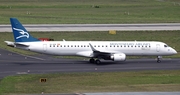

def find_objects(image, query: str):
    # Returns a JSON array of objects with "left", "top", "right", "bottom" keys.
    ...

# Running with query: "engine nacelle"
[{"left": 110, "top": 53, "right": 126, "bottom": 61}]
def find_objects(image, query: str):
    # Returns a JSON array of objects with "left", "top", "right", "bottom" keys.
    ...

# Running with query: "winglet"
[
  {"left": 10, "top": 18, "right": 40, "bottom": 42},
  {"left": 89, "top": 43, "right": 99, "bottom": 52}
]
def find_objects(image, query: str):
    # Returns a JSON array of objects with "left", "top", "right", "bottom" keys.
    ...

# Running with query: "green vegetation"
[
  {"left": 0, "top": 0, "right": 180, "bottom": 95},
  {"left": 0, "top": 70, "right": 180, "bottom": 94},
  {"left": 0, "top": 0, "right": 180, "bottom": 24},
  {"left": 0, "top": 31, "right": 179, "bottom": 57}
]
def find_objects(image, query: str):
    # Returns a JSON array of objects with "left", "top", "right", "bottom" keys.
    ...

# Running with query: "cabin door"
[
  {"left": 156, "top": 44, "right": 160, "bottom": 52},
  {"left": 43, "top": 44, "right": 47, "bottom": 52}
]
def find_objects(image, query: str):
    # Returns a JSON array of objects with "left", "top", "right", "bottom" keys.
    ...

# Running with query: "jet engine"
[{"left": 110, "top": 53, "right": 126, "bottom": 61}]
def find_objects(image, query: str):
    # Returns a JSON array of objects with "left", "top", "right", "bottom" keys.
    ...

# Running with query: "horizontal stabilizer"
[
  {"left": 15, "top": 43, "right": 29, "bottom": 47},
  {"left": 4, "top": 41, "right": 15, "bottom": 47},
  {"left": 4, "top": 41, "right": 29, "bottom": 47}
]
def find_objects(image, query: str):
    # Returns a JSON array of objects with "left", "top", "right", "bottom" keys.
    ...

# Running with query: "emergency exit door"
[
  {"left": 156, "top": 44, "right": 160, "bottom": 52},
  {"left": 43, "top": 44, "right": 47, "bottom": 52}
]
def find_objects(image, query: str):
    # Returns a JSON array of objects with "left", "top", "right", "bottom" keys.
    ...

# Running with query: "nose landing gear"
[{"left": 157, "top": 56, "right": 162, "bottom": 63}]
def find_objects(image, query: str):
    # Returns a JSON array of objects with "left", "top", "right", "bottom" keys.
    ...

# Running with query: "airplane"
[{"left": 4, "top": 18, "right": 177, "bottom": 64}]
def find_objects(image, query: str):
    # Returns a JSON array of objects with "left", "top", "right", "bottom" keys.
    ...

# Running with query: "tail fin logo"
[{"left": 13, "top": 27, "right": 29, "bottom": 39}]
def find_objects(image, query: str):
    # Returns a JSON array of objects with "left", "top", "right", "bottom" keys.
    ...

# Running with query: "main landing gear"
[
  {"left": 89, "top": 58, "right": 101, "bottom": 65},
  {"left": 157, "top": 56, "right": 162, "bottom": 63}
]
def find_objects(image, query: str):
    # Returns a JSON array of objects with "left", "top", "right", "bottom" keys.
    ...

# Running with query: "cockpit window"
[{"left": 164, "top": 44, "right": 168, "bottom": 47}]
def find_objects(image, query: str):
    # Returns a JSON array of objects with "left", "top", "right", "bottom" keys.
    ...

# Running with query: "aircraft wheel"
[
  {"left": 157, "top": 60, "right": 161, "bottom": 63},
  {"left": 95, "top": 59, "right": 101, "bottom": 65},
  {"left": 89, "top": 58, "right": 95, "bottom": 63},
  {"left": 157, "top": 56, "right": 162, "bottom": 63}
]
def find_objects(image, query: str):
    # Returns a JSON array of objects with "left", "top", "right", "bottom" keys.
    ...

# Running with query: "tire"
[
  {"left": 95, "top": 59, "right": 101, "bottom": 65},
  {"left": 157, "top": 60, "right": 161, "bottom": 63},
  {"left": 89, "top": 58, "right": 95, "bottom": 63}
]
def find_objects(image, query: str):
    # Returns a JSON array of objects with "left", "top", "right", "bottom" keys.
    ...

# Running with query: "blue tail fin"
[{"left": 10, "top": 18, "right": 40, "bottom": 42}]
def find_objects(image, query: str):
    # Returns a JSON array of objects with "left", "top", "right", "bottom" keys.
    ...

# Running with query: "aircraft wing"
[{"left": 89, "top": 43, "right": 121, "bottom": 57}]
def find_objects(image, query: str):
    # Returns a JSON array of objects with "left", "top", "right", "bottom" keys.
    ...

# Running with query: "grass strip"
[
  {"left": 0, "top": 0, "right": 180, "bottom": 24},
  {"left": 0, "top": 70, "right": 180, "bottom": 94}
]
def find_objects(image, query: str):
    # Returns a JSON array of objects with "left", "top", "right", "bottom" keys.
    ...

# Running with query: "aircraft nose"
[{"left": 172, "top": 48, "right": 177, "bottom": 54}]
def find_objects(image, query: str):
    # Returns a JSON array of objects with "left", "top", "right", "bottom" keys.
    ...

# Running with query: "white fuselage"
[
  {"left": 16, "top": 41, "right": 177, "bottom": 58},
  {"left": 8, "top": 18, "right": 178, "bottom": 63}
]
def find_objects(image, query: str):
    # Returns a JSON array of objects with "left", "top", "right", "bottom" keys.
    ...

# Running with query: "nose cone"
[{"left": 172, "top": 48, "right": 177, "bottom": 55}]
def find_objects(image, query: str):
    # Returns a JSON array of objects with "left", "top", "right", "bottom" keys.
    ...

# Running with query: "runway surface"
[
  {"left": 1, "top": 23, "right": 180, "bottom": 32},
  {"left": 0, "top": 48, "right": 180, "bottom": 79}
]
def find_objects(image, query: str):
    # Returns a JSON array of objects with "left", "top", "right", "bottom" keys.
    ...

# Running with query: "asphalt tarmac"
[
  {"left": 1, "top": 23, "right": 180, "bottom": 32},
  {"left": 0, "top": 48, "right": 180, "bottom": 79}
]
